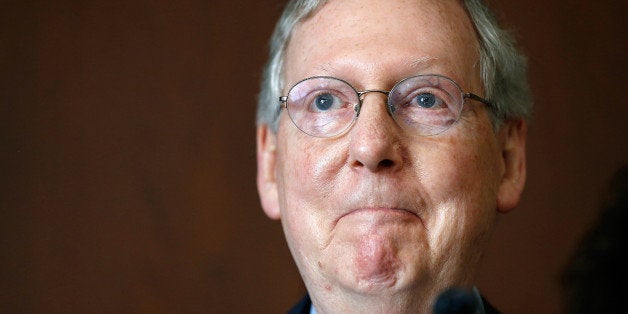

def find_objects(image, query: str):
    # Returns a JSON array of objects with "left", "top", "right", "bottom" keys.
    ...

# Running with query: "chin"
[
  {"left": 351, "top": 271, "right": 401, "bottom": 294},
  {"left": 340, "top": 257, "right": 428, "bottom": 297}
]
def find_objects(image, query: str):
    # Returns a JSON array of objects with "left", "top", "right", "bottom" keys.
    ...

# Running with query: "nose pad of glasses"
[
  {"left": 387, "top": 103, "right": 396, "bottom": 115},
  {"left": 353, "top": 103, "right": 361, "bottom": 117}
]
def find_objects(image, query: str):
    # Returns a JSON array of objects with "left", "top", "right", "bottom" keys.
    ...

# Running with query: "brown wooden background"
[{"left": 1, "top": 1, "right": 626, "bottom": 313}]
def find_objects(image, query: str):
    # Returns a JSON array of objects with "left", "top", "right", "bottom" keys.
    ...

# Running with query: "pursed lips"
[
  {"left": 334, "top": 206, "right": 423, "bottom": 227},
  {"left": 325, "top": 178, "right": 427, "bottom": 228}
]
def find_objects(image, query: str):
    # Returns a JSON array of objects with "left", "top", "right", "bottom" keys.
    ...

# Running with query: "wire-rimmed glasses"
[{"left": 279, "top": 74, "right": 491, "bottom": 138}]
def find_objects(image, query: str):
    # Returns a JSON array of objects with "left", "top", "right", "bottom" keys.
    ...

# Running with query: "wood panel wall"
[{"left": 2, "top": 1, "right": 626, "bottom": 313}]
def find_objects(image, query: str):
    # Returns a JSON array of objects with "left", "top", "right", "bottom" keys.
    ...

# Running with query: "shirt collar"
[{"left": 309, "top": 287, "right": 486, "bottom": 314}]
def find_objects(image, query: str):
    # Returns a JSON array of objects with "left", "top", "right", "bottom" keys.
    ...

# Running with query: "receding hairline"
[
  {"left": 256, "top": 0, "right": 532, "bottom": 128},
  {"left": 281, "top": 0, "right": 483, "bottom": 91}
]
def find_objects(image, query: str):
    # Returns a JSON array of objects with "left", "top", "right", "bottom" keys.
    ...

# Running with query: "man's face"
[{"left": 257, "top": 0, "right": 526, "bottom": 311}]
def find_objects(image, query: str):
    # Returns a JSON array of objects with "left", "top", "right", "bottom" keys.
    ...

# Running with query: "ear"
[
  {"left": 257, "top": 124, "right": 281, "bottom": 219},
  {"left": 496, "top": 119, "right": 527, "bottom": 213}
]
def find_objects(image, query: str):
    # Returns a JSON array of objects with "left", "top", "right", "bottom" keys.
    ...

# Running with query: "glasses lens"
[
  {"left": 286, "top": 77, "right": 359, "bottom": 137},
  {"left": 388, "top": 75, "right": 464, "bottom": 136}
]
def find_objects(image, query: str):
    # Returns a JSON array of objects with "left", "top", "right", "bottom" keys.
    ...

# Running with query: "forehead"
[{"left": 285, "top": 0, "right": 480, "bottom": 86}]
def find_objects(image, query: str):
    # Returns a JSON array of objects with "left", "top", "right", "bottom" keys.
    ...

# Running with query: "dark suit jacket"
[{"left": 287, "top": 293, "right": 502, "bottom": 314}]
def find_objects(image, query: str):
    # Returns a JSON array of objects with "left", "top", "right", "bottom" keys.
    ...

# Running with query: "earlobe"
[
  {"left": 496, "top": 119, "right": 527, "bottom": 213},
  {"left": 257, "top": 124, "right": 281, "bottom": 219}
]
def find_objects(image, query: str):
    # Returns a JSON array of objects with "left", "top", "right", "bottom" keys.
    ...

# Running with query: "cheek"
[
  {"left": 415, "top": 127, "right": 502, "bottom": 235},
  {"left": 274, "top": 124, "right": 349, "bottom": 240},
  {"left": 419, "top": 128, "right": 501, "bottom": 205},
  {"left": 277, "top": 132, "right": 348, "bottom": 205},
  {"left": 415, "top": 132, "right": 501, "bottom": 280}
]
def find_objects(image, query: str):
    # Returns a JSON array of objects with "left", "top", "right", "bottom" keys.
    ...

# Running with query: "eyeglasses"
[{"left": 279, "top": 74, "right": 491, "bottom": 138}]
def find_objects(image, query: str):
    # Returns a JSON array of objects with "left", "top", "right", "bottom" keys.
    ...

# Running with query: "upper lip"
[
  {"left": 331, "top": 205, "right": 424, "bottom": 234},
  {"left": 343, "top": 206, "right": 418, "bottom": 217}
]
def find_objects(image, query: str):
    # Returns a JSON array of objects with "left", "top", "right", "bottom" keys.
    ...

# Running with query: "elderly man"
[{"left": 256, "top": 0, "right": 531, "bottom": 312}]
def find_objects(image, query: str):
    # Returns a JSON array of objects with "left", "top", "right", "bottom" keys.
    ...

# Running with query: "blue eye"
[
  {"left": 416, "top": 93, "right": 436, "bottom": 108},
  {"left": 314, "top": 93, "right": 335, "bottom": 111}
]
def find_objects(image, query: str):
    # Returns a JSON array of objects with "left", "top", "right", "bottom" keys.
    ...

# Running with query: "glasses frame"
[{"left": 279, "top": 74, "right": 492, "bottom": 138}]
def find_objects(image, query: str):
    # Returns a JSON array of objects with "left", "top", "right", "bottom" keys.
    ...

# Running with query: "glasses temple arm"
[{"left": 463, "top": 92, "right": 492, "bottom": 108}]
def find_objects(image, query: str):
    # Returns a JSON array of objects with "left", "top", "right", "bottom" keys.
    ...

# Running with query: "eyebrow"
[
  {"left": 316, "top": 56, "right": 438, "bottom": 74},
  {"left": 406, "top": 56, "right": 438, "bottom": 70},
  {"left": 316, "top": 63, "right": 336, "bottom": 74}
]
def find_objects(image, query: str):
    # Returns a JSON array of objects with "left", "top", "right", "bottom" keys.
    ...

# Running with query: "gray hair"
[{"left": 257, "top": 0, "right": 532, "bottom": 131}]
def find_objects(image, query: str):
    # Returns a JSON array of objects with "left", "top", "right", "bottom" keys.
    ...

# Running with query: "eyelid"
[
  {"left": 306, "top": 90, "right": 353, "bottom": 112},
  {"left": 395, "top": 86, "right": 448, "bottom": 106}
]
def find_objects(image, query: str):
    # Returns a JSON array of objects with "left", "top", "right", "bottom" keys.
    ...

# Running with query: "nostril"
[
  {"left": 351, "top": 158, "right": 398, "bottom": 172},
  {"left": 379, "top": 159, "right": 394, "bottom": 168}
]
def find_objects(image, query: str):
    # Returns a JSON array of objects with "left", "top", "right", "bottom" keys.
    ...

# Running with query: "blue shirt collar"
[{"left": 309, "top": 287, "right": 486, "bottom": 314}]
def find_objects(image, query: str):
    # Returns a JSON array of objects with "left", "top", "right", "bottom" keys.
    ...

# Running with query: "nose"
[{"left": 348, "top": 93, "right": 404, "bottom": 172}]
